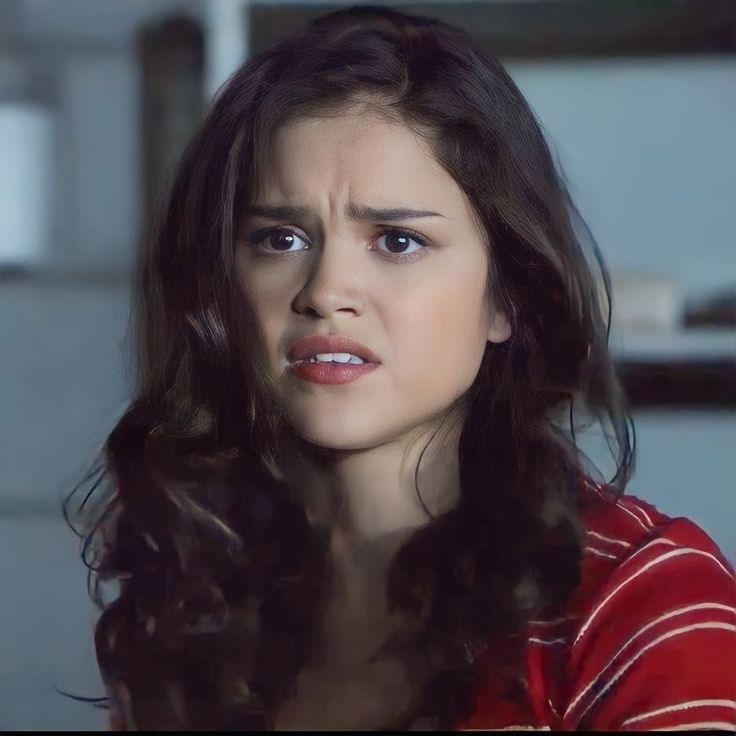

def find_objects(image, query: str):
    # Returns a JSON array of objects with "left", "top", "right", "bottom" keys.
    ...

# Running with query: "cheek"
[
  {"left": 236, "top": 276, "right": 287, "bottom": 361},
  {"left": 397, "top": 284, "right": 487, "bottom": 385},
  {"left": 239, "top": 268, "right": 283, "bottom": 306}
]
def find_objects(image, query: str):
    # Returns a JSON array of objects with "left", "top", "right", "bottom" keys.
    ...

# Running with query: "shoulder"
[
  {"left": 456, "top": 478, "right": 736, "bottom": 732},
  {"left": 569, "top": 477, "right": 735, "bottom": 615},
  {"left": 559, "top": 478, "right": 736, "bottom": 731}
]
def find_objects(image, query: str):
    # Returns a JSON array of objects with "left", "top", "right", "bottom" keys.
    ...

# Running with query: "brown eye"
[
  {"left": 245, "top": 225, "right": 431, "bottom": 262},
  {"left": 376, "top": 229, "right": 426, "bottom": 257},
  {"left": 372, "top": 226, "right": 431, "bottom": 262},
  {"left": 247, "top": 227, "right": 309, "bottom": 254}
]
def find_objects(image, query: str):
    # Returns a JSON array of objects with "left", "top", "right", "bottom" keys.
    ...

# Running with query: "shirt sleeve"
[{"left": 561, "top": 516, "right": 736, "bottom": 731}]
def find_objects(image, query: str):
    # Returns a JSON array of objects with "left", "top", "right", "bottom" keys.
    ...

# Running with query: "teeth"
[{"left": 305, "top": 352, "right": 366, "bottom": 364}]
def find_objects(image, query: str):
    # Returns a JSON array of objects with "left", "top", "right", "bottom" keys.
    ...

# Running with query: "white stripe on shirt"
[
  {"left": 547, "top": 697, "right": 560, "bottom": 720},
  {"left": 571, "top": 622, "right": 736, "bottom": 724},
  {"left": 616, "top": 501, "right": 653, "bottom": 532},
  {"left": 586, "top": 530, "right": 633, "bottom": 548},
  {"left": 585, "top": 483, "right": 653, "bottom": 531},
  {"left": 572, "top": 547, "right": 735, "bottom": 648},
  {"left": 621, "top": 698, "right": 736, "bottom": 726},
  {"left": 619, "top": 497, "right": 655, "bottom": 528},
  {"left": 650, "top": 721, "right": 736, "bottom": 731},
  {"left": 528, "top": 637, "right": 567, "bottom": 646},
  {"left": 528, "top": 616, "right": 576, "bottom": 627},
  {"left": 585, "top": 546, "right": 620, "bottom": 561},
  {"left": 565, "top": 603, "right": 736, "bottom": 717}
]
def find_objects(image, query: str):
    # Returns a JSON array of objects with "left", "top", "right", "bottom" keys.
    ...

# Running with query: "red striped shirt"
[
  {"left": 108, "top": 478, "right": 736, "bottom": 731},
  {"left": 455, "top": 478, "right": 736, "bottom": 731}
]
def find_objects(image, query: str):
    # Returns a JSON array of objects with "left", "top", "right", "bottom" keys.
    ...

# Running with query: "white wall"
[
  {"left": 51, "top": 50, "right": 141, "bottom": 271},
  {"left": 508, "top": 57, "right": 736, "bottom": 301}
]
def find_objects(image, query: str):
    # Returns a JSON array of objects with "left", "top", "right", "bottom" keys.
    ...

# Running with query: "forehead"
[{"left": 259, "top": 110, "right": 467, "bottom": 213}]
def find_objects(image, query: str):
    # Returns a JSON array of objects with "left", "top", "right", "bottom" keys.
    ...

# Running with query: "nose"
[{"left": 292, "top": 236, "right": 366, "bottom": 317}]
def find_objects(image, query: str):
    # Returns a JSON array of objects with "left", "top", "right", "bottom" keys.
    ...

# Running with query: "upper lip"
[{"left": 287, "top": 334, "right": 381, "bottom": 363}]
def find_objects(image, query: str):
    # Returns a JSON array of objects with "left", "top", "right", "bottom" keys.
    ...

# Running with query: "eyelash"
[{"left": 245, "top": 225, "right": 431, "bottom": 263}]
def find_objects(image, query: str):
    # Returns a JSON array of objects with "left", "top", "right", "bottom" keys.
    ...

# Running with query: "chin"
[
  {"left": 278, "top": 404, "right": 380, "bottom": 449},
  {"left": 295, "top": 426, "right": 382, "bottom": 454}
]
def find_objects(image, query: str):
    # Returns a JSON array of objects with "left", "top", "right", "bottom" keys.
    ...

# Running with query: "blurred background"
[{"left": 0, "top": 0, "right": 734, "bottom": 729}]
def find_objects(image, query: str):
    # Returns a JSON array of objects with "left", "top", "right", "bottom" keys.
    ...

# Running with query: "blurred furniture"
[
  {"left": 248, "top": 0, "right": 736, "bottom": 58},
  {"left": 613, "top": 331, "right": 736, "bottom": 408},
  {"left": 684, "top": 285, "right": 736, "bottom": 328},
  {"left": 605, "top": 272, "right": 736, "bottom": 408},
  {"left": 137, "top": 14, "right": 204, "bottom": 237}
]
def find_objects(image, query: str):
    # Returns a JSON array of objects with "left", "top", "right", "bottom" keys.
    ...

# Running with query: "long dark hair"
[{"left": 64, "top": 4, "right": 635, "bottom": 729}]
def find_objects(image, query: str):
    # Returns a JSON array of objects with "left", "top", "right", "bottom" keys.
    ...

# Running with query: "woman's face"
[{"left": 236, "top": 109, "right": 510, "bottom": 453}]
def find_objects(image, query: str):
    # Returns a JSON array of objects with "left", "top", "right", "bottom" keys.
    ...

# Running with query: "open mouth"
[
  {"left": 291, "top": 355, "right": 372, "bottom": 366},
  {"left": 287, "top": 357, "right": 380, "bottom": 384}
]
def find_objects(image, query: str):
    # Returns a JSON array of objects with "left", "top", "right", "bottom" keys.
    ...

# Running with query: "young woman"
[{"left": 65, "top": 5, "right": 736, "bottom": 731}]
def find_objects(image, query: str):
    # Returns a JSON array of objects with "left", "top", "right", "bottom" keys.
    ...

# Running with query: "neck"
[
  {"left": 298, "top": 417, "right": 463, "bottom": 544},
  {"left": 267, "top": 416, "right": 463, "bottom": 610}
]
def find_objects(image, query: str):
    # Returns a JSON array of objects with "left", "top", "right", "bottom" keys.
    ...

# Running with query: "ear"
[{"left": 487, "top": 310, "right": 512, "bottom": 344}]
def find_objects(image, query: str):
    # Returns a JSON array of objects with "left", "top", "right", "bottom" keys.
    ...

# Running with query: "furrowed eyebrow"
[{"left": 244, "top": 202, "right": 446, "bottom": 222}]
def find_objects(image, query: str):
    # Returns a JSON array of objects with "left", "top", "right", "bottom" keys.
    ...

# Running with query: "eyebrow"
[{"left": 244, "top": 202, "right": 446, "bottom": 222}]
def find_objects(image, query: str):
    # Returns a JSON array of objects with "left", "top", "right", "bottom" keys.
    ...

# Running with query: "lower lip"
[{"left": 288, "top": 360, "right": 380, "bottom": 384}]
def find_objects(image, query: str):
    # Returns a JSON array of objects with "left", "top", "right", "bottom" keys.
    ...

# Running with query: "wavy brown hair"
[{"left": 63, "top": 4, "right": 635, "bottom": 730}]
